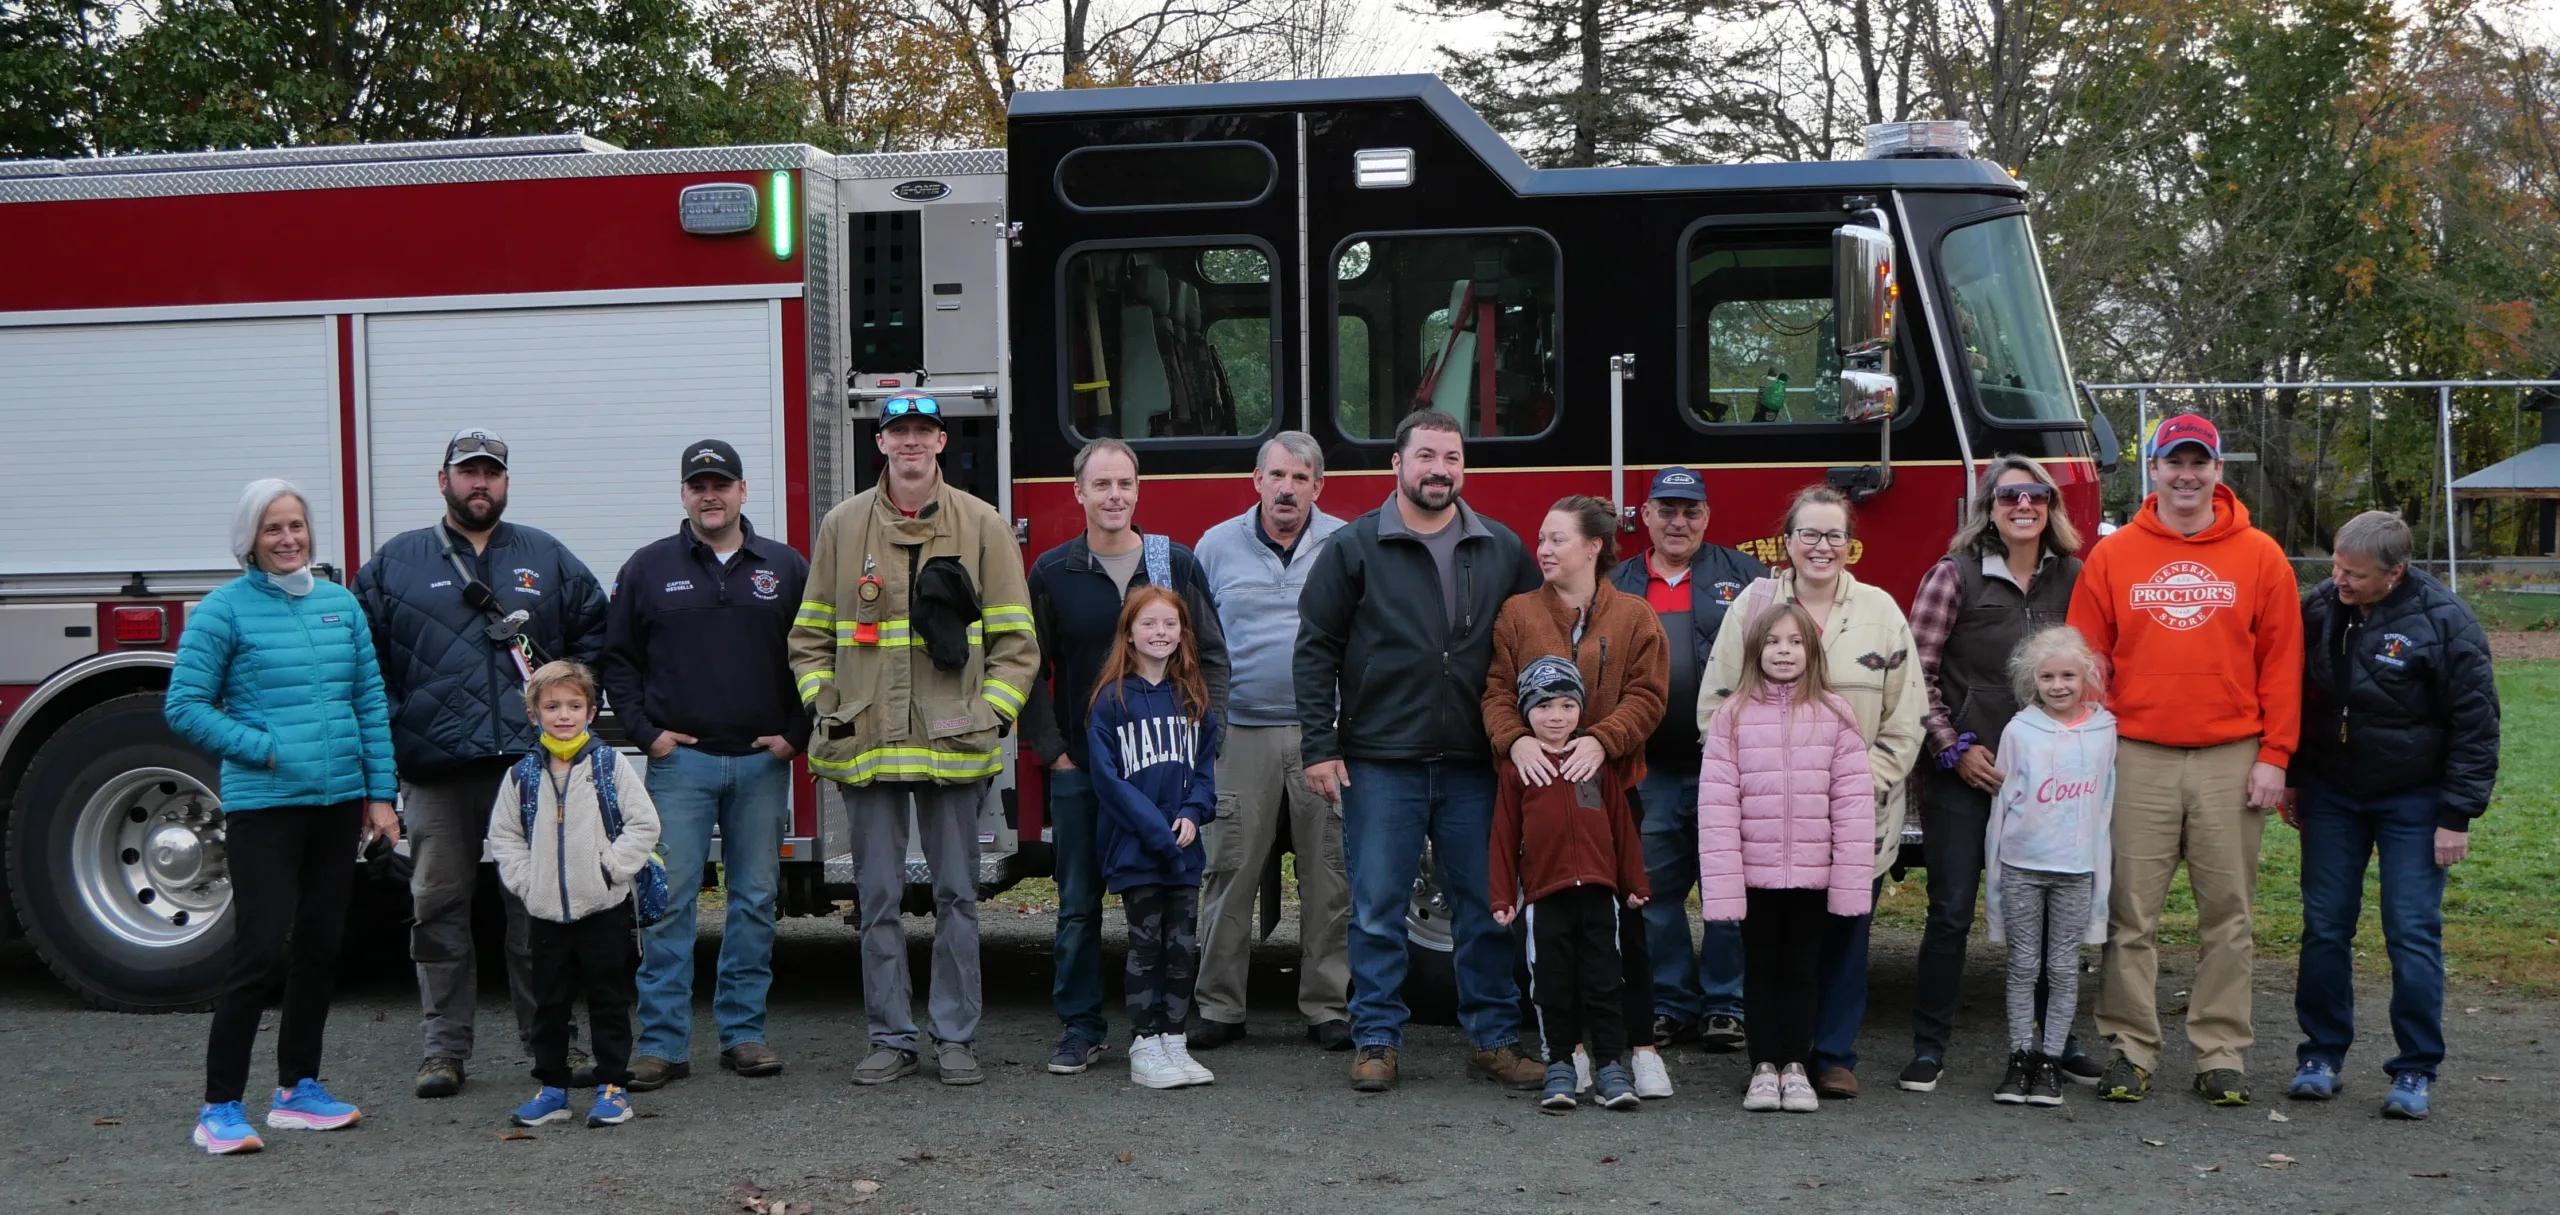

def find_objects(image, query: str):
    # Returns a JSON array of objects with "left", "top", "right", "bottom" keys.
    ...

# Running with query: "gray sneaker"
[
  {"left": 936, "top": 1040, "right": 985, "bottom": 1086},
  {"left": 852, "top": 1047, "right": 919, "bottom": 1086}
]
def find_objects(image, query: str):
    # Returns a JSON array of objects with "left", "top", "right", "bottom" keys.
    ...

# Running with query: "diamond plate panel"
[
  {"left": 0, "top": 143, "right": 839, "bottom": 205},
  {"left": 803, "top": 178, "right": 842, "bottom": 531},
  {"left": 834, "top": 149, "right": 1007, "bottom": 180}
]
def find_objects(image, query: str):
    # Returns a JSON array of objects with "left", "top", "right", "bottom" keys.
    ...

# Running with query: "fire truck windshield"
[{"left": 1939, "top": 213, "right": 2078, "bottom": 424}]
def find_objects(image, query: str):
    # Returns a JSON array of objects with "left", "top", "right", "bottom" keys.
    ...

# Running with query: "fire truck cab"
[{"left": 0, "top": 75, "right": 2104, "bottom": 1012}]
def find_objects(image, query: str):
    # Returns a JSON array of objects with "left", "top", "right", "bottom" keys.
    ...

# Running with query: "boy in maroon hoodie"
[{"left": 1491, "top": 656, "right": 1652, "bottom": 1113}]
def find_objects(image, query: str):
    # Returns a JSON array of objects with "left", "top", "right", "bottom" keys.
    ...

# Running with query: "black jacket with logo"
[
  {"left": 598, "top": 518, "right": 812, "bottom": 756},
  {"left": 353, "top": 520, "right": 609, "bottom": 775},
  {"left": 1294, "top": 497, "right": 1541, "bottom": 766},
  {"left": 2296, "top": 570, "right": 2499, "bottom": 830}
]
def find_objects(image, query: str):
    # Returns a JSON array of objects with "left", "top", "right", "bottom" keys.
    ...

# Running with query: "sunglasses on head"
[
  {"left": 447, "top": 434, "right": 508, "bottom": 461},
  {"left": 1992, "top": 483, "right": 2056, "bottom": 505},
  {"left": 882, "top": 396, "right": 942, "bottom": 420}
]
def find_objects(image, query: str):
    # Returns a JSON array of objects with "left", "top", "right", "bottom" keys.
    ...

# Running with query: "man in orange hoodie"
[{"left": 2067, "top": 414, "right": 2303, "bottom": 1108}]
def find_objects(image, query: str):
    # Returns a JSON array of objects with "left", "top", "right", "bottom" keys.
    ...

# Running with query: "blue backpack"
[{"left": 513, "top": 747, "right": 671, "bottom": 926}]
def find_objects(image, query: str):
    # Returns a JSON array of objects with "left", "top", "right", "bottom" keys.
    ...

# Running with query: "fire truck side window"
[
  {"left": 1332, "top": 232, "right": 1560, "bottom": 441},
  {"left": 1063, "top": 243, "right": 1278, "bottom": 442},
  {"left": 1683, "top": 231, "right": 1844, "bottom": 426},
  {"left": 1939, "top": 214, "right": 2079, "bottom": 423}
]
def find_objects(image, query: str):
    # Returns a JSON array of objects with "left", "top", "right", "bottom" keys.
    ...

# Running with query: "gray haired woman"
[
  {"left": 2284, "top": 510, "right": 2498, "bottom": 1120},
  {"left": 164, "top": 480, "right": 400, "bottom": 1153}
]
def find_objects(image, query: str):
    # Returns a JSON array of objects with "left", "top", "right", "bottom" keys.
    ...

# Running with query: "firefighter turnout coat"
[{"left": 788, "top": 478, "right": 1038, "bottom": 785}]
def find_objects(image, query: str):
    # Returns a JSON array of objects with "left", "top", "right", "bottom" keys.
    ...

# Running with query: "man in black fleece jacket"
[{"left": 1293, "top": 409, "right": 1541, "bottom": 1093}]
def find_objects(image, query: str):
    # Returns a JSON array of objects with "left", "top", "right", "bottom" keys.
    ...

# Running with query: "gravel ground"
[{"left": 4, "top": 907, "right": 2554, "bottom": 1213}]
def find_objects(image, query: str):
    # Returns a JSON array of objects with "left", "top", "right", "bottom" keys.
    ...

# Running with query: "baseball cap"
[
  {"left": 444, "top": 427, "right": 508, "bottom": 469},
  {"left": 1516, "top": 655, "right": 1586, "bottom": 715},
  {"left": 681, "top": 439, "right": 744, "bottom": 483},
  {"left": 880, "top": 394, "right": 949, "bottom": 431},
  {"left": 2146, "top": 413, "right": 2221, "bottom": 460},
  {"left": 1648, "top": 466, "right": 1707, "bottom": 503}
]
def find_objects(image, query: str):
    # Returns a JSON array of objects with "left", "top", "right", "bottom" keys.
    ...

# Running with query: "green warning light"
[{"left": 770, "top": 170, "right": 794, "bottom": 261}]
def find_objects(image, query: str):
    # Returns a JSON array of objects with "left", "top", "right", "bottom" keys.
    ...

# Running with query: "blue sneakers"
[
  {"left": 2286, "top": 1059, "right": 2340, "bottom": 1102},
  {"left": 2382, "top": 1072, "right": 2432, "bottom": 1120},
  {"left": 266, "top": 1078, "right": 362, "bottom": 1130},
  {"left": 1594, "top": 1062, "right": 1642, "bottom": 1111},
  {"left": 192, "top": 1101, "right": 263, "bottom": 1155},
  {"left": 511, "top": 1086, "right": 572, "bottom": 1126},
  {"left": 587, "top": 1084, "right": 633, "bottom": 1127},
  {"left": 1538, "top": 1061, "right": 1578, "bottom": 1113}
]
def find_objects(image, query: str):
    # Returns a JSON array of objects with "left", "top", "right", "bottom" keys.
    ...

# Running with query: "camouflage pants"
[{"left": 1122, "top": 884, "right": 1201, "bottom": 1037}]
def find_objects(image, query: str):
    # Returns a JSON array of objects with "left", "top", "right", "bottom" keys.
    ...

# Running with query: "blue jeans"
[
  {"left": 1343, "top": 758, "right": 1517, "bottom": 1051},
  {"left": 1049, "top": 766, "right": 1108, "bottom": 1044},
  {"left": 1810, "top": 878, "right": 1883, "bottom": 1074},
  {"left": 2295, "top": 778, "right": 2448, "bottom": 1079},
  {"left": 635, "top": 747, "right": 788, "bottom": 1062},
  {"left": 1638, "top": 768, "right": 1744, "bottom": 1025}
]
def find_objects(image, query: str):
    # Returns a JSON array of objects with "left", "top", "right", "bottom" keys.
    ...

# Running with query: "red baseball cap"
[{"left": 2146, "top": 413, "right": 2221, "bottom": 460}]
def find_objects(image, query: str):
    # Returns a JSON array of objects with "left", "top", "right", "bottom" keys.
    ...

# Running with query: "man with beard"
[
  {"left": 1295, "top": 408, "right": 1543, "bottom": 1092},
  {"left": 354, "top": 428, "right": 610, "bottom": 1099}
]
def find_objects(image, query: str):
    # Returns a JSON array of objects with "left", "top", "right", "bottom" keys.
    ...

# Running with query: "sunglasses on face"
[
  {"left": 881, "top": 396, "right": 942, "bottom": 420},
  {"left": 447, "top": 435, "right": 508, "bottom": 461},
  {"left": 1992, "top": 483, "right": 2056, "bottom": 506}
]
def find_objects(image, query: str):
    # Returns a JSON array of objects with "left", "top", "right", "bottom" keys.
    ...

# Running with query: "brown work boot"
[
  {"left": 1816, "top": 1066, "right": 1859, "bottom": 1098},
  {"left": 721, "top": 1042, "right": 784, "bottom": 1077},
  {"left": 1470, "top": 1044, "right": 1547, "bottom": 1090},
  {"left": 1350, "top": 1045, "right": 1400, "bottom": 1092},
  {"left": 626, "top": 1056, "right": 691, "bottom": 1091}
]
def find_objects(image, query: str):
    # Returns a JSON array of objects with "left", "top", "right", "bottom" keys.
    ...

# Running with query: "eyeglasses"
[
  {"left": 881, "top": 396, "right": 942, "bottom": 420},
  {"left": 446, "top": 435, "right": 508, "bottom": 461},
  {"left": 1790, "top": 528, "right": 1850, "bottom": 548},
  {"left": 1992, "top": 483, "right": 2056, "bottom": 505}
]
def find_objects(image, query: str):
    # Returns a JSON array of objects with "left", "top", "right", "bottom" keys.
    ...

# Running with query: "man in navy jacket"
[
  {"left": 353, "top": 428, "right": 608, "bottom": 1100},
  {"left": 598, "top": 440, "right": 810, "bottom": 1090}
]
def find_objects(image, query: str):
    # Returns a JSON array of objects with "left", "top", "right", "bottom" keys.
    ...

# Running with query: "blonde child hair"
[
  {"left": 2006, "top": 626, "right": 2105, "bottom": 710},
  {"left": 524, "top": 659, "right": 599, "bottom": 713}
]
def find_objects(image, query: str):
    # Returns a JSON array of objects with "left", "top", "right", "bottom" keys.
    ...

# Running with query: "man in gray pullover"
[{"left": 1188, "top": 431, "right": 1354, "bottom": 1051}]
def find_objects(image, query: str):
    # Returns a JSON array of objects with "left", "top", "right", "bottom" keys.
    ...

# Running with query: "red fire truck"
[{"left": 0, "top": 76, "right": 2106, "bottom": 1011}]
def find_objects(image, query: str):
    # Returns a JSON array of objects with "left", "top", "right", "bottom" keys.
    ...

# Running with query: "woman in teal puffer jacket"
[{"left": 164, "top": 479, "right": 400, "bottom": 1155}]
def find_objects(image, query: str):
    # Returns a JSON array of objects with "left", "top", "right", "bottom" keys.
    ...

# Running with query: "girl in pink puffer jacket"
[{"left": 1697, "top": 602, "right": 1875, "bottom": 1113}]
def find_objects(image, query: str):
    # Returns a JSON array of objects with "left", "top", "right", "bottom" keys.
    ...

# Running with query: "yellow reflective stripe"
[
  {"left": 795, "top": 600, "right": 836, "bottom": 628},
  {"left": 981, "top": 603, "right": 1033, "bottom": 626},
  {"left": 796, "top": 669, "right": 833, "bottom": 703},
  {"left": 981, "top": 679, "right": 1026, "bottom": 716},
  {"left": 833, "top": 619, "right": 988, "bottom": 647},
  {"left": 807, "top": 745, "right": 1004, "bottom": 782}
]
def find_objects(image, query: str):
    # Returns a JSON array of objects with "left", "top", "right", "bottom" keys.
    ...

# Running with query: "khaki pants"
[
  {"left": 2097, "top": 737, "right": 2266, "bottom": 1073},
  {"left": 1194, "top": 724, "right": 1350, "bottom": 1027}
]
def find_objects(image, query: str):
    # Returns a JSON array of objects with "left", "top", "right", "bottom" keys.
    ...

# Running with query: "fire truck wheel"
[
  {"left": 5, "top": 694, "right": 231, "bottom": 1012},
  {"left": 1401, "top": 845, "right": 1460, "bottom": 1026}
]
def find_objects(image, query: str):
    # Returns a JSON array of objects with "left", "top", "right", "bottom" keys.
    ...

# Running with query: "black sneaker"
[
  {"left": 1651, "top": 1015, "right": 1696, "bottom": 1049},
  {"left": 1897, "top": 1056, "right": 1943, "bottom": 1093},
  {"left": 2026, "top": 1055, "right": 2065, "bottom": 1107},
  {"left": 1307, "top": 1020, "right": 1354, "bottom": 1052},
  {"left": 2098, "top": 1054, "right": 2150, "bottom": 1103},
  {"left": 1993, "top": 1051, "right": 2032, "bottom": 1104},
  {"left": 1188, "top": 1018, "right": 1247, "bottom": 1051},
  {"left": 2195, "top": 1068, "right": 2251, "bottom": 1107},
  {"left": 1698, "top": 1015, "right": 1745, "bottom": 1054},
  {"left": 2057, "top": 1044, "right": 2102, "bottom": 1086},
  {"left": 1048, "top": 1033, "right": 1105, "bottom": 1075}
]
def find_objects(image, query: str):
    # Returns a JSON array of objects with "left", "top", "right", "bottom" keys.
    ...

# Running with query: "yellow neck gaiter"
[{"left": 539, "top": 731, "right": 592, "bottom": 763}]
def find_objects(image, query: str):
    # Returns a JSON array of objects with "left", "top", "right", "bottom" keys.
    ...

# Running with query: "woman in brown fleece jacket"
[{"left": 1483, "top": 495, "right": 1672, "bottom": 1094}]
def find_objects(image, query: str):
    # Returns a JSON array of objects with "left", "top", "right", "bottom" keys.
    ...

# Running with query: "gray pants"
[
  {"left": 1196, "top": 724, "right": 1351, "bottom": 1027},
  {"left": 408, "top": 762, "right": 560, "bottom": 1062},
  {"left": 845, "top": 779, "right": 984, "bottom": 1049},
  {"left": 2000, "top": 864, "right": 2094, "bottom": 1056}
]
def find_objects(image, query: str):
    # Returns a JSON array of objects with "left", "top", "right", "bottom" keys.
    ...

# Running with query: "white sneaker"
[
  {"left": 1160, "top": 1035, "right": 1215, "bottom": 1086},
  {"left": 1129, "top": 1035, "right": 1188, "bottom": 1090},
  {"left": 1631, "top": 1049, "right": 1674, "bottom": 1098},
  {"left": 1779, "top": 1063, "right": 1820, "bottom": 1112},
  {"left": 1573, "top": 1045, "right": 1593, "bottom": 1094},
  {"left": 1743, "top": 1063, "right": 1782, "bottom": 1112}
]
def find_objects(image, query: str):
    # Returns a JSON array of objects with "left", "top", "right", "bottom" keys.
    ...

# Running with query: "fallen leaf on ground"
[
  {"left": 2046, "top": 1188, "right": 2072, "bottom": 1196},
  {"left": 2267, "top": 1154, "right": 2297, "bottom": 1165},
  {"left": 2478, "top": 1075, "right": 2511, "bottom": 1082},
  {"left": 497, "top": 1130, "right": 534, "bottom": 1141},
  {"left": 2267, "top": 1110, "right": 2289, "bottom": 1122},
  {"left": 1600, "top": 1156, "right": 1619, "bottom": 1164},
  {"left": 2194, "top": 1165, "right": 2220, "bottom": 1174},
  {"left": 849, "top": 1181, "right": 882, "bottom": 1196},
  {"left": 2412, "top": 1172, "right": 2451, "bottom": 1179},
  {"left": 2141, "top": 1137, "right": 2165, "bottom": 1147},
  {"left": 91, "top": 1118, "right": 119, "bottom": 1126},
  {"left": 1116, "top": 1153, "right": 1132, "bottom": 1164},
  {"left": 1800, "top": 1180, "right": 1823, "bottom": 1189}
]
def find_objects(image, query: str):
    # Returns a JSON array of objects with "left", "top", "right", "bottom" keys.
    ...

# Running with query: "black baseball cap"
[
  {"left": 880, "top": 395, "right": 949, "bottom": 431},
  {"left": 681, "top": 439, "right": 744, "bottom": 483}
]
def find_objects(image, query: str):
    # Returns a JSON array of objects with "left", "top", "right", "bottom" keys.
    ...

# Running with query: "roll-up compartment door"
[
  {"left": 363, "top": 302, "right": 780, "bottom": 584},
  {"left": 0, "top": 318, "right": 341, "bottom": 575}
]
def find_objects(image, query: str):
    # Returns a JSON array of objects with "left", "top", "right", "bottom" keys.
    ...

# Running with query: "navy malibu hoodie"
[{"left": 1085, "top": 674, "right": 1220, "bottom": 892}]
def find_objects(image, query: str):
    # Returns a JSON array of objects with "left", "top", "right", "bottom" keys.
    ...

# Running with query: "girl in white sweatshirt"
[{"left": 1982, "top": 627, "right": 2115, "bottom": 1108}]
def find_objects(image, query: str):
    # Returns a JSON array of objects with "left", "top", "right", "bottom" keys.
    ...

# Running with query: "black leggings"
[
  {"left": 1741, "top": 887, "right": 1828, "bottom": 1068},
  {"left": 204, "top": 801, "right": 361, "bottom": 1104},
  {"left": 1122, "top": 884, "right": 1200, "bottom": 1037},
  {"left": 527, "top": 904, "right": 636, "bottom": 1089}
]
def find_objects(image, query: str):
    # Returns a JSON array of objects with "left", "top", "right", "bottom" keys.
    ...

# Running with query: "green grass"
[
  {"left": 1879, "top": 659, "right": 2560, "bottom": 992},
  {"left": 2455, "top": 590, "right": 2560, "bottom": 633}
]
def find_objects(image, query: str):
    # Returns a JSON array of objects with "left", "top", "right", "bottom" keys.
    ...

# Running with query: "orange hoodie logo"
[{"left": 2130, "top": 560, "right": 2237, "bottom": 630}]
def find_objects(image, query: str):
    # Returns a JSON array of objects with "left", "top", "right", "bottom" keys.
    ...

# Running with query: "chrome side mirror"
[
  {"left": 1838, "top": 369, "right": 1898, "bottom": 424},
  {"left": 1833, "top": 223, "right": 1895, "bottom": 358}
]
